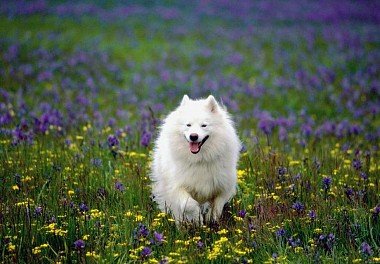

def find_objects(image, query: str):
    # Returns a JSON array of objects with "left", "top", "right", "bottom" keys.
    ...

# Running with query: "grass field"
[{"left": 1, "top": 1, "right": 379, "bottom": 263}]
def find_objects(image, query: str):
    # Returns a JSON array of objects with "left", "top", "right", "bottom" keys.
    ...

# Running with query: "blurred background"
[{"left": 1, "top": 0, "right": 379, "bottom": 146}]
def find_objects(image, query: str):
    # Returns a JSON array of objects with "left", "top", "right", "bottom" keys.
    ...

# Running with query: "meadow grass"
[{"left": 1, "top": 1, "right": 379, "bottom": 263}]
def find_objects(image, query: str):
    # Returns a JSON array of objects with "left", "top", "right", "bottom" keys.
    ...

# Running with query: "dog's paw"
[
  {"left": 200, "top": 202, "right": 211, "bottom": 215},
  {"left": 200, "top": 201, "right": 213, "bottom": 223},
  {"left": 180, "top": 199, "right": 203, "bottom": 223}
]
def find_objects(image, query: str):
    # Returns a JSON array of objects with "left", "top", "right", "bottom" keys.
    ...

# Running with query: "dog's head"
[{"left": 178, "top": 95, "right": 220, "bottom": 154}]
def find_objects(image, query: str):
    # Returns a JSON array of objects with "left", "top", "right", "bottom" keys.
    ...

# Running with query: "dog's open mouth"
[{"left": 189, "top": 136, "right": 209, "bottom": 154}]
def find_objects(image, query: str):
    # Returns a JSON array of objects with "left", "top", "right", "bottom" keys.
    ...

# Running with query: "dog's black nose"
[{"left": 190, "top": 133, "right": 198, "bottom": 142}]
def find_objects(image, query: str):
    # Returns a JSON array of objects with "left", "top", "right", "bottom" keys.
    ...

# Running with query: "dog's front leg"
[
  {"left": 212, "top": 195, "right": 230, "bottom": 221},
  {"left": 174, "top": 189, "right": 203, "bottom": 224}
]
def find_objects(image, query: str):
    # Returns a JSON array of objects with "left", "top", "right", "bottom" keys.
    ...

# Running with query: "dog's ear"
[
  {"left": 206, "top": 95, "right": 218, "bottom": 113},
  {"left": 181, "top": 94, "right": 190, "bottom": 106}
]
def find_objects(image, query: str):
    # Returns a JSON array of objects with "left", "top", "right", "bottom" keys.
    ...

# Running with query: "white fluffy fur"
[{"left": 150, "top": 95, "right": 241, "bottom": 224}]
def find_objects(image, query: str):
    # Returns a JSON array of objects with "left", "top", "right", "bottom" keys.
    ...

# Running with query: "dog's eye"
[
  {"left": 186, "top": 124, "right": 191, "bottom": 127},
  {"left": 201, "top": 124, "right": 207, "bottom": 128}
]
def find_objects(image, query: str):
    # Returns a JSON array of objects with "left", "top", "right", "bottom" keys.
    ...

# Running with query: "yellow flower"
[
  {"left": 207, "top": 245, "right": 222, "bottom": 260},
  {"left": 216, "top": 237, "right": 228, "bottom": 244},
  {"left": 32, "top": 247, "right": 41, "bottom": 255},
  {"left": 234, "top": 248, "right": 247, "bottom": 256},
  {"left": 21, "top": 176, "right": 32, "bottom": 182},
  {"left": 118, "top": 150, "right": 127, "bottom": 156},
  {"left": 237, "top": 169, "right": 246, "bottom": 177},
  {"left": 68, "top": 190, "right": 75, "bottom": 196},
  {"left": 8, "top": 243, "right": 16, "bottom": 252},
  {"left": 135, "top": 214, "right": 144, "bottom": 221},
  {"left": 294, "top": 246, "right": 303, "bottom": 253},
  {"left": 289, "top": 160, "right": 301, "bottom": 166},
  {"left": 90, "top": 209, "right": 104, "bottom": 219},
  {"left": 217, "top": 229, "right": 228, "bottom": 235},
  {"left": 12, "top": 185, "right": 19, "bottom": 191},
  {"left": 125, "top": 211, "right": 133, "bottom": 217},
  {"left": 86, "top": 251, "right": 100, "bottom": 259}
]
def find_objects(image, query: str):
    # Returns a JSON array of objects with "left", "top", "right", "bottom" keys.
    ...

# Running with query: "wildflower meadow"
[{"left": 1, "top": 1, "right": 379, "bottom": 263}]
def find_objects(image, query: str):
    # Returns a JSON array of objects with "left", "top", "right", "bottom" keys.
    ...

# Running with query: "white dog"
[{"left": 150, "top": 95, "right": 241, "bottom": 224}]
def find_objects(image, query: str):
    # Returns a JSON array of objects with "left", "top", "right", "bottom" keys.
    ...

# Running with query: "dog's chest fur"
[{"left": 180, "top": 162, "right": 228, "bottom": 204}]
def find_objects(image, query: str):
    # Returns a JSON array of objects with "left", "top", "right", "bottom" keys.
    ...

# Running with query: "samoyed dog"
[{"left": 151, "top": 95, "right": 241, "bottom": 224}]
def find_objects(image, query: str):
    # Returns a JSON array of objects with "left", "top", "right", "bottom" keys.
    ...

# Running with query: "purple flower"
[
  {"left": 352, "top": 158, "right": 362, "bottom": 171},
  {"left": 322, "top": 176, "right": 332, "bottom": 190},
  {"left": 107, "top": 134, "right": 119, "bottom": 148},
  {"left": 140, "top": 131, "right": 152, "bottom": 147},
  {"left": 108, "top": 118, "right": 116, "bottom": 127},
  {"left": 277, "top": 166, "right": 287, "bottom": 177},
  {"left": 308, "top": 210, "right": 316, "bottom": 220},
  {"left": 114, "top": 181, "right": 125, "bottom": 192},
  {"left": 287, "top": 237, "right": 301, "bottom": 248},
  {"left": 293, "top": 173, "right": 302, "bottom": 181},
  {"left": 0, "top": 112, "right": 12, "bottom": 126},
  {"left": 238, "top": 210, "right": 247, "bottom": 218},
  {"left": 79, "top": 203, "right": 89, "bottom": 212},
  {"left": 276, "top": 228, "right": 286, "bottom": 237},
  {"left": 196, "top": 240, "right": 204, "bottom": 249},
  {"left": 372, "top": 205, "right": 380, "bottom": 220},
  {"left": 12, "top": 121, "right": 33, "bottom": 145},
  {"left": 278, "top": 126, "right": 288, "bottom": 141},
  {"left": 318, "top": 233, "right": 335, "bottom": 251},
  {"left": 227, "top": 52, "right": 244, "bottom": 66},
  {"left": 74, "top": 239, "right": 85, "bottom": 250},
  {"left": 343, "top": 184, "right": 355, "bottom": 200},
  {"left": 90, "top": 158, "right": 102, "bottom": 167},
  {"left": 327, "top": 233, "right": 335, "bottom": 241},
  {"left": 141, "top": 246, "right": 152, "bottom": 258},
  {"left": 37, "top": 71, "right": 53, "bottom": 82},
  {"left": 301, "top": 123, "right": 313, "bottom": 137},
  {"left": 153, "top": 231, "right": 164, "bottom": 244},
  {"left": 292, "top": 201, "right": 304, "bottom": 213},
  {"left": 258, "top": 118, "right": 275, "bottom": 135},
  {"left": 134, "top": 223, "right": 149, "bottom": 239},
  {"left": 360, "top": 242, "right": 373, "bottom": 256},
  {"left": 64, "top": 139, "right": 72, "bottom": 146},
  {"left": 359, "top": 172, "right": 368, "bottom": 180},
  {"left": 34, "top": 206, "right": 43, "bottom": 216}
]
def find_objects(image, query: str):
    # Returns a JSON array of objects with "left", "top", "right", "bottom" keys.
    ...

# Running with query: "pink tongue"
[{"left": 189, "top": 142, "right": 200, "bottom": 153}]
